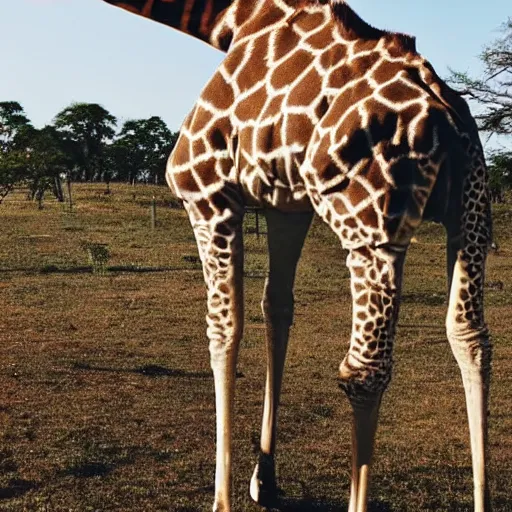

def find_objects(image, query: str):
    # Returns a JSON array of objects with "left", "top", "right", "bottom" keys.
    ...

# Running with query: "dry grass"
[{"left": 0, "top": 184, "right": 511, "bottom": 511}]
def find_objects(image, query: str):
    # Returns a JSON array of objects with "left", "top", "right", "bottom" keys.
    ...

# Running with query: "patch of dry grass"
[{"left": 0, "top": 184, "right": 511, "bottom": 511}]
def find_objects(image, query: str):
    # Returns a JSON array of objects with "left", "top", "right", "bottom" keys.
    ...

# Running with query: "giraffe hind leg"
[
  {"left": 250, "top": 209, "right": 313, "bottom": 506},
  {"left": 445, "top": 231, "right": 491, "bottom": 512},
  {"left": 339, "top": 245, "right": 406, "bottom": 512}
]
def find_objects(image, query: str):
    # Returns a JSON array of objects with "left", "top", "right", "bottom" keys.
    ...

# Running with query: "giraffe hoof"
[{"left": 249, "top": 463, "right": 281, "bottom": 506}]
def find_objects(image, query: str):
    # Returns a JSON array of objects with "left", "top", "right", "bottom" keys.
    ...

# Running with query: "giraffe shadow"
[
  {"left": 0, "top": 479, "right": 38, "bottom": 500},
  {"left": 72, "top": 362, "right": 212, "bottom": 379},
  {"left": 72, "top": 362, "right": 246, "bottom": 380},
  {"left": 264, "top": 494, "right": 391, "bottom": 512},
  {"left": 264, "top": 496, "right": 344, "bottom": 512}
]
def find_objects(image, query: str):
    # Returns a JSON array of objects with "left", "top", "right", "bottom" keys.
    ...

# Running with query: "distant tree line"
[
  {"left": 2, "top": 18, "right": 512, "bottom": 207},
  {"left": 0, "top": 101, "right": 179, "bottom": 205}
]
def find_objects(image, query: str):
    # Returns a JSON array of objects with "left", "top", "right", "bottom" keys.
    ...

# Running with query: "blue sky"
[{"left": 2, "top": 0, "right": 510, "bottom": 149}]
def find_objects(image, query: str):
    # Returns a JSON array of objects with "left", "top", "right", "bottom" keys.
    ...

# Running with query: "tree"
[
  {"left": 0, "top": 102, "right": 32, "bottom": 203},
  {"left": 448, "top": 18, "right": 512, "bottom": 135},
  {"left": 23, "top": 126, "right": 69, "bottom": 207},
  {"left": 54, "top": 103, "right": 117, "bottom": 181},
  {"left": 487, "top": 150, "right": 512, "bottom": 202},
  {"left": 108, "top": 116, "right": 178, "bottom": 185},
  {"left": 0, "top": 101, "right": 31, "bottom": 147},
  {"left": 0, "top": 150, "right": 28, "bottom": 204},
  {"left": 107, "top": 126, "right": 143, "bottom": 186},
  {"left": 138, "top": 116, "right": 178, "bottom": 185}
]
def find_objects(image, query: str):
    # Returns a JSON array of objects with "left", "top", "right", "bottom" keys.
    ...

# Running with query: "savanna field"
[{"left": 0, "top": 184, "right": 511, "bottom": 511}]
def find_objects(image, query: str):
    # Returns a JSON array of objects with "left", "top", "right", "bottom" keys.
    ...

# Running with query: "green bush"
[{"left": 80, "top": 241, "right": 110, "bottom": 274}]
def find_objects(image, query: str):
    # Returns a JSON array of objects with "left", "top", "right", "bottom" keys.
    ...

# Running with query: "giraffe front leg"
[
  {"left": 249, "top": 210, "right": 312, "bottom": 506},
  {"left": 191, "top": 211, "right": 244, "bottom": 512},
  {"left": 446, "top": 234, "right": 491, "bottom": 512},
  {"left": 339, "top": 245, "right": 406, "bottom": 512}
]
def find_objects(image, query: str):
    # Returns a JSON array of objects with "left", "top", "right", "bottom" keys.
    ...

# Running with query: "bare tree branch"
[{"left": 447, "top": 17, "right": 512, "bottom": 135}]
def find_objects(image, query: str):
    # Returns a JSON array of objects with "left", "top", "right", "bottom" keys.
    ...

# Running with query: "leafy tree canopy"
[
  {"left": 54, "top": 102, "right": 117, "bottom": 181},
  {"left": 487, "top": 150, "right": 512, "bottom": 201},
  {"left": 109, "top": 116, "right": 178, "bottom": 184},
  {"left": 0, "top": 101, "right": 32, "bottom": 149},
  {"left": 54, "top": 102, "right": 117, "bottom": 141},
  {"left": 0, "top": 102, "right": 33, "bottom": 202}
]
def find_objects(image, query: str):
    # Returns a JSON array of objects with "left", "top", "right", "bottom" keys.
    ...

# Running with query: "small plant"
[{"left": 81, "top": 241, "right": 110, "bottom": 274}]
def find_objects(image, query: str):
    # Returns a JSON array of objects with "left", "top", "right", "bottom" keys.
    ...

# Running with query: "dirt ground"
[{"left": 1, "top": 184, "right": 511, "bottom": 511}]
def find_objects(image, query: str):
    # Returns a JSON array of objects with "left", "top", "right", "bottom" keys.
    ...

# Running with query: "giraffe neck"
[
  {"left": 103, "top": 1, "right": 417, "bottom": 53},
  {"left": 102, "top": 0, "right": 268, "bottom": 52}
]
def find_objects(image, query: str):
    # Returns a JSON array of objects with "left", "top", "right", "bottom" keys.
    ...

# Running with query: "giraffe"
[{"left": 101, "top": 1, "right": 493, "bottom": 511}]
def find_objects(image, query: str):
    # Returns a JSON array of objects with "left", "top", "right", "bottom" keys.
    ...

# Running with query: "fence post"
[
  {"left": 150, "top": 196, "right": 157, "bottom": 229},
  {"left": 255, "top": 208, "right": 260, "bottom": 239},
  {"left": 67, "top": 177, "right": 73, "bottom": 211}
]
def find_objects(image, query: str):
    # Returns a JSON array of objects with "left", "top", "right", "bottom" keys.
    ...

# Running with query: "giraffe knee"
[
  {"left": 206, "top": 298, "right": 243, "bottom": 365},
  {"left": 338, "top": 355, "right": 392, "bottom": 402},
  {"left": 446, "top": 324, "right": 492, "bottom": 375},
  {"left": 261, "top": 288, "right": 294, "bottom": 326}
]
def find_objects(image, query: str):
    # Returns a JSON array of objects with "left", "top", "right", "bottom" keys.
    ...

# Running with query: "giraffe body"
[
  {"left": 102, "top": 2, "right": 492, "bottom": 511},
  {"left": 169, "top": 1, "right": 486, "bottom": 250}
]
